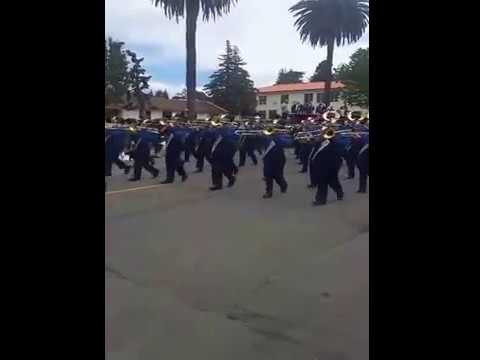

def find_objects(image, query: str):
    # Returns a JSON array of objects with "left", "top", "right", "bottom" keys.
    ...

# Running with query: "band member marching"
[
  {"left": 238, "top": 134, "right": 258, "bottom": 167},
  {"left": 261, "top": 128, "right": 288, "bottom": 199},
  {"left": 126, "top": 131, "right": 160, "bottom": 182},
  {"left": 209, "top": 121, "right": 236, "bottom": 191},
  {"left": 194, "top": 127, "right": 214, "bottom": 173},
  {"left": 184, "top": 127, "right": 198, "bottom": 163},
  {"left": 357, "top": 135, "right": 369, "bottom": 193},
  {"left": 299, "top": 139, "right": 314, "bottom": 173},
  {"left": 159, "top": 125, "right": 188, "bottom": 184},
  {"left": 105, "top": 129, "right": 131, "bottom": 177},
  {"left": 310, "top": 128, "right": 344, "bottom": 206}
]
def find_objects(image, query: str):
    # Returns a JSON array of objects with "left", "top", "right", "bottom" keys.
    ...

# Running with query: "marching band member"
[
  {"left": 357, "top": 135, "right": 369, "bottom": 193},
  {"left": 307, "top": 133, "right": 320, "bottom": 188},
  {"left": 261, "top": 128, "right": 288, "bottom": 199},
  {"left": 194, "top": 127, "right": 213, "bottom": 173},
  {"left": 209, "top": 121, "right": 236, "bottom": 191},
  {"left": 184, "top": 127, "right": 198, "bottom": 163},
  {"left": 299, "top": 137, "right": 314, "bottom": 173},
  {"left": 105, "top": 129, "right": 131, "bottom": 177},
  {"left": 345, "top": 133, "right": 363, "bottom": 179},
  {"left": 126, "top": 131, "right": 159, "bottom": 182},
  {"left": 311, "top": 128, "right": 344, "bottom": 206},
  {"left": 159, "top": 125, "right": 188, "bottom": 184},
  {"left": 238, "top": 134, "right": 258, "bottom": 167}
]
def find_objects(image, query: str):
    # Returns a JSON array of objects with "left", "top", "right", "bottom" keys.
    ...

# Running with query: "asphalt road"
[{"left": 105, "top": 150, "right": 369, "bottom": 360}]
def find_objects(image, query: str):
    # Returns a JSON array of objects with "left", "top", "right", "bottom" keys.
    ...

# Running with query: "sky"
[{"left": 105, "top": 0, "right": 369, "bottom": 96}]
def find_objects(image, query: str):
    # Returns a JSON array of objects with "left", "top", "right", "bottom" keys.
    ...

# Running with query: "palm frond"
[
  {"left": 290, "top": 0, "right": 369, "bottom": 48},
  {"left": 152, "top": 0, "right": 238, "bottom": 22}
]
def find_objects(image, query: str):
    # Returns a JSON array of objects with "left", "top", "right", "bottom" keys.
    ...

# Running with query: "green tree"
[
  {"left": 232, "top": 46, "right": 257, "bottom": 115},
  {"left": 173, "top": 88, "right": 210, "bottom": 101},
  {"left": 203, "top": 41, "right": 256, "bottom": 116},
  {"left": 155, "top": 89, "right": 170, "bottom": 99},
  {"left": 335, "top": 48, "right": 369, "bottom": 108},
  {"left": 276, "top": 69, "right": 305, "bottom": 84},
  {"left": 310, "top": 60, "right": 332, "bottom": 82},
  {"left": 105, "top": 38, "right": 129, "bottom": 104},
  {"left": 152, "top": 0, "right": 238, "bottom": 120},
  {"left": 290, "top": 0, "right": 369, "bottom": 105},
  {"left": 126, "top": 50, "right": 152, "bottom": 119}
]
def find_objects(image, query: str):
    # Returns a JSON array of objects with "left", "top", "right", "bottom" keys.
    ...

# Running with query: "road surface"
[{"left": 106, "top": 150, "right": 369, "bottom": 360}]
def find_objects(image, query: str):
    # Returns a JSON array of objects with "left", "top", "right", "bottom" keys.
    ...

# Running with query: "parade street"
[{"left": 105, "top": 151, "right": 369, "bottom": 360}]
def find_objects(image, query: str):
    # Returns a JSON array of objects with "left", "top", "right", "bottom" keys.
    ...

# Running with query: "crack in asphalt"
[
  {"left": 225, "top": 305, "right": 302, "bottom": 345},
  {"left": 249, "top": 327, "right": 302, "bottom": 345},
  {"left": 105, "top": 264, "right": 129, "bottom": 281}
]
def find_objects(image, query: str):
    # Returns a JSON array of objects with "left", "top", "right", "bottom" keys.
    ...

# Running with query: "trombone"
[{"left": 294, "top": 127, "right": 338, "bottom": 142}]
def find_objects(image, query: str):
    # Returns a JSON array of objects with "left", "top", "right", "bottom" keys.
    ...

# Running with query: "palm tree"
[
  {"left": 290, "top": 0, "right": 369, "bottom": 106},
  {"left": 152, "top": 0, "right": 238, "bottom": 120}
]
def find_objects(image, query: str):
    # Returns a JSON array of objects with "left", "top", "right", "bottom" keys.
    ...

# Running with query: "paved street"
[{"left": 105, "top": 150, "right": 369, "bottom": 360}]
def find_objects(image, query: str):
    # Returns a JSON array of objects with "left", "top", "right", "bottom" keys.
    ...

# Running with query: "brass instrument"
[
  {"left": 234, "top": 129, "right": 264, "bottom": 136},
  {"left": 294, "top": 126, "right": 338, "bottom": 142}
]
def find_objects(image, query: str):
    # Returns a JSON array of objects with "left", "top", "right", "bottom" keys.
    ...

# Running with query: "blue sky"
[{"left": 106, "top": 0, "right": 369, "bottom": 95}]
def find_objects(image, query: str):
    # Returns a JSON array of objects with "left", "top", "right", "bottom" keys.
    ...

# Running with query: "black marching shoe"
[
  {"left": 281, "top": 184, "right": 288, "bottom": 193},
  {"left": 209, "top": 186, "right": 223, "bottom": 191},
  {"left": 124, "top": 166, "right": 131, "bottom": 175},
  {"left": 182, "top": 174, "right": 188, "bottom": 182},
  {"left": 262, "top": 193, "right": 273, "bottom": 199},
  {"left": 227, "top": 177, "right": 236, "bottom": 187},
  {"left": 299, "top": 170, "right": 307, "bottom": 174},
  {"left": 312, "top": 200, "right": 326, "bottom": 206},
  {"left": 307, "top": 184, "right": 315, "bottom": 188},
  {"left": 152, "top": 170, "right": 160, "bottom": 179},
  {"left": 128, "top": 178, "right": 140, "bottom": 182},
  {"left": 161, "top": 180, "right": 173, "bottom": 184},
  {"left": 337, "top": 195, "right": 344, "bottom": 201}
]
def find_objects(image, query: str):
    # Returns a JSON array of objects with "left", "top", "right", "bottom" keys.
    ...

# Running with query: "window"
[
  {"left": 304, "top": 93, "right": 313, "bottom": 103},
  {"left": 281, "top": 94, "right": 289, "bottom": 104},
  {"left": 316, "top": 93, "right": 323, "bottom": 103},
  {"left": 258, "top": 96, "right": 267, "bottom": 105},
  {"left": 268, "top": 110, "right": 278, "bottom": 119},
  {"left": 257, "top": 111, "right": 266, "bottom": 119}
]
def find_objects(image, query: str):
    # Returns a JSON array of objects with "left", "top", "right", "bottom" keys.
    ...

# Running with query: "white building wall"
[
  {"left": 120, "top": 110, "right": 215, "bottom": 120},
  {"left": 122, "top": 110, "right": 140, "bottom": 119},
  {"left": 256, "top": 91, "right": 365, "bottom": 119}
]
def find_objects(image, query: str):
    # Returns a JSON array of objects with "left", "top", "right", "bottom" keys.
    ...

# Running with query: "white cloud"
[
  {"left": 149, "top": 81, "right": 184, "bottom": 96},
  {"left": 106, "top": 0, "right": 369, "bottom": 90}
]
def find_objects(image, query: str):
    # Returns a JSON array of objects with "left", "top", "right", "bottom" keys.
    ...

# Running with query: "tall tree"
[
  {"left": 173, "top": 88, "right": 210, "bottom": 101},
  {"left": 231, "top": 46, "right": 257, "bottom": 115},
  {"left": 335, "top": 48, "right": 369, "bottom": 108},
  {"left": 105, "top": 38, "right": 129, "bottom": 104},
  {"left": 152, "top": 0, "right": 238, "bottom": 120},
  {"left": 276, "top": 68, "right": 305, "bottom": 84},
  {"left": 310, "top": 60, "right": 332, "bottom": 82},
  {"left": 203, "top": 41, "right": 256, "bottom": 116},
  {"left": 290, "top": 0, "right": 369, "bottom": 105},
  {"left": 154, "top": 89, "right": 170, "bottom": 99},
  {"left": 126, "top": 50, "right": 152, "bottom": 119}
]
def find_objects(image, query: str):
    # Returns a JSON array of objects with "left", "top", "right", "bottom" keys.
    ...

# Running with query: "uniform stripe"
[{"left": 312, "top": 140, "right": 330, "bottom": 160}]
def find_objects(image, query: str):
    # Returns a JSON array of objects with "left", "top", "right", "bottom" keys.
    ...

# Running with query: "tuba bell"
[{"left": 323, "top": 127, "right": 336, "bottom": 139}]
